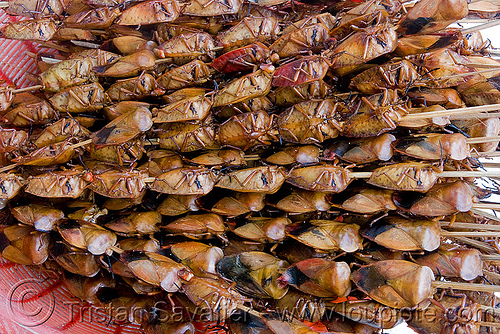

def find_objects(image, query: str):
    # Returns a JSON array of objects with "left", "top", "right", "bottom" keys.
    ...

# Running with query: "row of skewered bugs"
[{"left": 1, "top": 0, "right": 500, "bottom": 333}]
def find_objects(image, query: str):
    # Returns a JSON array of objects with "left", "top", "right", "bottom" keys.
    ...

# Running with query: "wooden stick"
[
  {"left": 458, "top": 62, "right": 500, "bottom": 69},
  {"left": 402, "top": 103, "right": 500, "bottom": 121},
  {"left": 440, "top": 221, "right": 500, "bottom": 231},
  {"left": 348, "top": 170, "right": 500, "bottom": 179},
  {"left": 420, "top": 68, "right": 500, "bottom": 84},
  {"left": 450, "top": 112, "right": 500, "bottom": 120},
  {"left": 467, "top": 136, "right": 500, "bottom": 144},
  {"left": 454, "top": 236, "right": 498, "bottom": 253},
  {"left": 471, "top": 208, "right": 500, "bottom": 224},
  {"left": 472, "top": 151, "right": 500, "bottom": 158},
  {"left": 11, "top": 85, "right": 43, "bottom": 94},
  {"left": 431, "top": 281, "right": 500, "bottom": 293},
  {"left": 472, "top": 203, "right": 500, "bottom": 211},
  {"left": 461, "top": 20, "right": 500, "bottom": 34},
  {"left": 441, "top": 231, "right": 500, "bottom": 238},
  {"left": 481, "top": 254, "right": 500, "bottom": 261}
]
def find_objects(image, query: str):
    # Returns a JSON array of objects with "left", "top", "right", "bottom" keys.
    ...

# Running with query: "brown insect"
[
  {"left": 286, "top": 220, "right": 363, "bottom": 253},
  {"left": 107, "top": 73, "right": 165, "bottom": 102},
  {"left": 92, "top": 106, "right": 153, "bottom": 146},
  {"left": 25, "top": 168, "right": 89, "bottom": 198},
  {"left": 217, "top": 251, "right": 289, "bottom": 299},
  {"left": 272, "top": 55, "right": 330, "bottom": 87},
  {"left": 415, "top": 247, "right": 482, "bottom": 281},
  {"left": 89, "top": 137, "right": 145, "bottom": 166},
  {"left": 351, "top": 260, "right": 435, "bottom": 308},
  {"left": 0, "top": 18, "right": 57, "bottom": 41},
  {"left": 397, "top": 0, "right": 468, "bottom": 35},
  {"left": 218, "top": 110, "right": 277, "bottom": 150},
  {"left": 287, "top": 165, "right": 352, "bottom": 192},
  {"left": 214, "top": 69, "right": 274, "bottom": 107},
  {"left": 269, "top": 80, "right": 332, "bottom": 107},
  {"left": 156, "top": 117, "right": 218, "bottom": 152},
  {"left": 112, "top": 36, "right": 158, "bottom": 56},
  {"left": 162, "top": 213, "right": 226, "bottom": 240},
  {"left": 6, "top": 0, "right": 70, "bottom": 18},
  {"left": 12, "top": 138, "right": 81, "bottom": 166},
  {"left": 120, "top": 251, "right": 193, "bottom": 292},
  {"left": 368, "top": 162, "right": 439, "bottom": 192},
  {"left": 265, "top": 145, "right": 320, "bottom": 166},
  {"left": 216, "top": 16, "right": 280, "bottom": 51},
  {"left": 278, "top": 99, "right": 343, "bottom": 144},
  {"left": 164, "top": 241, "right": 224, "bottom": 276},
  {"left": 11, "top": 204, "right": 64, "bottom": 232},
  {"left": 154, "top": 93, "right": 213, "bottom": 123},
  {"left": 276, "top": 190, "right": 331, "bottom": 213},
  {"left": 270, "top": 23, "right": 330, "bottom": 58},
  {"left": 278, "top": 258, "right": 351, "bottom": 298},
  {"left": 233, "top": 217, "right": 291, "bottom": 243},
  {"left": 343, "top": 89, "right": 408, "bottom": 138},
  {"left": 155, "top": 32, "right": 216, "bottom": 64},
  {"left": 117, "top": 0, "right": 181, "bottom": 25},
  {"left": 211, "top": 192, "right": 265, "bottom": 217},
  {"left": 34, "top": 118, "right": 90, "bottom": 148},
  {"left": 362, "top": 217, "right": 441, "bottom": 252},
  {"left": 0, "top": 82, "right": 13, "bottom": 113},
  {"left": 350, "top": 60, "right": 421, "bottom": 94},
  {"left": 325, "top": 23, "right": 398, "bottom": 75},
  {"left": 104, "top": 211, "right": 162, "bottom": 236},
  {"left": 337, "top": 188, "right": 396, "bottom": 214},
  {"left": 95, "top": 50, "right": 157, "bottom": 78},
  {"left": 216, "top": 166, "right": 286, "bottom": 194},
  {"left": 151, "top": 167, "right": 215, "bottom": 195},
  {"left": 49, "top": 82, "right": 108, "bottom": 113},
  {"left": 63, "top": 7, "right": 121, "bottom": 29},
  {"left": 68, "top": 49, "right": 122, "bottom": 67},
  {"left": 157, "top": 60, "right": 212, "bottom": 90},
  {"left": 2, "top": 97, "right": 58, "bottom": 127},
  {"left": 40, "top": 58, "right": 98, "bottom": 93},
  {"left": 181, "top": 0, "right": 243, "bottom": 16},
  {"left": 0, "top": 224, "right": 50, "bottom": 265},
  {"left": 57, "top": 219, "right": 117, "bottom": 255},
  {"left": 324, "top": 133, "right": 396, "bottom": 164},
  {"left": 52, "top": 244, "right": 101, "bottom": 277},
  {"left": 89, "top": 168, "right": 147, "bottom": 198},
  {"left": 157, "top": 194, "right": 201, "bottom": 216}
]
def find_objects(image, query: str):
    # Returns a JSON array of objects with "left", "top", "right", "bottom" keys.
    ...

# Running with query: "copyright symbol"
[{"left": 8, "top": 278, "right": 56, "bottom": 327}]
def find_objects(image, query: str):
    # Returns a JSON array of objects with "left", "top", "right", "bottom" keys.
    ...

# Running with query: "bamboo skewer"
[
  {"left": 440, "top": 231, "right": 500, "bottom": 238},
  {"left": 402, "top": 103, "right": 500, "bottom": 121},
  {"left": 431, "top": 281, "right": 500, "bottom": 293},
  {"left": 461, "top": 20, "right": 500, "bottom": 34},
  {"left": 439, "top": 221, "right": 500, "bottom": 231},
  {"left": 454, "top": 236, "right": 498, "bottom": 253}
]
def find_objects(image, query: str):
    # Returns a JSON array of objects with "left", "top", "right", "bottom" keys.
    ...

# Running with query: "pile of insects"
[{"left": 3, "top": 0, "right": 500, "bottom": 333}]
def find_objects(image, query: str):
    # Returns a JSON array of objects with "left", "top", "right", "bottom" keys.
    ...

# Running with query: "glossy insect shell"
[
  {"left": 278, "top": 258, "right": 351, "bottom": 298},
  {"left": 352, "top": 260, "right": 435, "bottom": 308},
  {"left": 151, "top": 167, "right": 215, "bottom": 195},
  {"left": 216, "top": 166, "right": 286, "bottom": 194},
  {"left": 361, "top": 218, "right": 441, "bottom": 252},
  {"left": 287, "top": 165, "right": 351, "bottom": 192},
  {"left": 368, "top": 162, "right": 438, "bottom": 192},
  {"left": 415, "top": 248, "right": 482, "bottom": 281}
]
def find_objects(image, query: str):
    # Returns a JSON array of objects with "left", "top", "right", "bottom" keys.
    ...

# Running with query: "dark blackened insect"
[{"left": 216, "top": 251, "right": 289, "bottom": 299}]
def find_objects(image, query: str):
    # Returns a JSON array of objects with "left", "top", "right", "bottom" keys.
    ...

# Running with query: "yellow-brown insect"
[
  {"left": 117, "top": 0, "right": 181, "bottom": 25},
  {"left": 368, "top": 162, "right": 439, "bottom": 192},
  {"left": 157, "top": 60, "right": 212, "bottom": 90},
  {"left": 216, "top": 166, "right": 286, "bottom": 194},
  {"left": 214, "top": 69, "right": 273, "bottom": 107},
  {"left": 287, "top": 165, "right": 351, "bottom": 192},
  {"left": 181, "top": 0, "right": 243, "bottom": 16},
  {"left": 278, "top": 99, "right": 343, "bottom": 144},
  {"left": 63, "top": 7, "right": 121, "bottom": 29},
  {"left": 154, "top": 93, "right": 213, "bottom": 123},
  {"left": 151, "top": 167, "right": 215, "bottom": 195},
  {"left": 219, "top": 110, "right": 276, "bottom": 150},
  {"left": 155, "top": 32, "right": 216, "bottom": 64},
  {"left": 11, "top": 204, "right": 64, "bottom": 232},
  {"left": 216, "top": 17, "right": 280, "bottom": 51},
  {"left": 90, "top": 168, "right": 148, "bottom": 198},
  {"left": 25, "top": 168, "right": 89, "bottom": 198},
  {"left": 107, "top": 73, "right": 165, "bottom": 102},
  {"left": 156, "top": 118, "right": 218, "bottom": 152},
  {"left": 0, "top": 18, "right": 57, "bottom": 41},
  {"left": 49, "top": 82, "right": 107, "bottom": 113}
]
